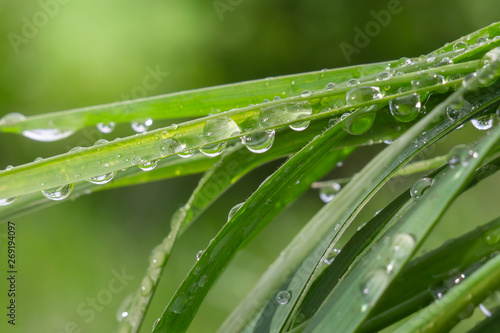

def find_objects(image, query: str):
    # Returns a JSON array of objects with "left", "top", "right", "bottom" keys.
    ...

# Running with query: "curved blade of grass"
[
  {"left": 0, "top": 113, "right": 408, "bottom": 222},
  {"left": 219, "top": 57, "right": 500, "bottom": 332},
  {"left": 361, "top": 213, "right": 500, "bottom": 333},
  {"left": 299, "top": 154, "right": 500, "bottom": 332},
  {"left": 4, "top": 22, "right": 496, "bottom": 140},
  {"left": 152, "top": 116, "right": 356, "bottom": 333},
  {"left": 394, "top": 251, "right": 500, "bottom": 333},
  {"left": 304, "top": 109, "right": 500, "bottom": 333},
  {"left": 0, "top": 54, "right": 484, "bottom": 200}
]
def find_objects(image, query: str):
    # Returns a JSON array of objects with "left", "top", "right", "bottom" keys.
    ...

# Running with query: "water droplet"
[
  {"left": 170, "top": 292, "right": 187, "bottom": 314},
  {"left": 41, "top": 183, "right": 74, "bottom": 201},
  {"left": 453, "top": 41, "right": 468, "bottom": 52},
  {"left": 479, "top": 304, "right": 492, "bottom": 317},
  {"left": 411, "top": 72, "right": 445, "bottom": 90},
  {"left": 326, "top": 82, "right": 337, "bottom": 90},
  {"left": 260, "top": 101, "right": 312, "bottom": 129},
  {"left": 410, "top": 177, "right": 435, "bottom": 200},
  {"left": 376, "top": 71, "right": 392, "bottom": 81},
  {"left": 196, "top": 250, "right": 204, "bottom": 261},
  {"left": 140, "top": 276, "right": 153, "bottom": 296},
  {"left": 131, "top": 118, "right": 153, "bottom": 133},
  {"left": 301, "top": 90, "right": 312, "bottom": 98},
  {"left": 23, "top": 128, "right": 74, "bottom": 142},
  {"left": 342, "top": 105, "right": 377, "bottom": 135},
  {"left": 241, "top": 130, "right": 275, "bottom": 153},
  {"left": 471, "top": 113, "right": 497, "bottom": 130},
  {"left": 88, "top": 171, "right": 117, "bottom": 184},
  {"left": 389, "top": 93, "right": 421, "bottom": 122},
  {"left": 199, "top": 141, "right": 227, "bottom": 157},
  {"left": 435, "top": 57, "right": 453, "bottom": 67},
  {"left": 392, "top": 233, "right": 416, "bottom": 259},
  {"left": 138, "top": 159, "right": 159, "bottom": 171},
  {"left": 149, "top": 247, "right": 167, "bottom": 268},
  {"left": 160, "top": 138, "right": 184, "bottom": 156},
  {"left": 116, "top": 294, "right": 133, "bottom": 322},
  {"left": 476, "top": 47, "right": 500, "bottom": 86},
  {"left": 276, "top": 291, "right": 291, "bottom": 305},
  {"left": 346, "top": 86, "right": 383, "bottom": 106},
  {"left": 360, "top": 269, "right": 390, "bottom": 303},
  {"left": 203, "top": 117, "right": 240, "bottom": 141},
  {"left": 448, "top": 145, "right": 478, "bottom": 168},
  {"left": 178, "top": 149, "right": 194, "bottom": 158},
  {"left": 484, "top": 227, "right": 500, "bottom": 245},
  {"left": 347, "top": 78, "right": 360, "bottom": 86},
  {"left": 153, "top": 318, "right": 160, "bottom": 330},
  {"left": 324, "top": 248, "right": 341, "bottom": 265},
  {"left": 0, "top": 112, "right": 25, "bottom": 126},
  {"left": 0, "top": 197, "right": 17, "bottom": 206},
  {"left": 319, "top": 183, "right": 341, "bottom": 203},
  {"left": 97, "top": 121, "right": 115, "bottom": 133},
  {"left": 228, "top": 202, "right": 244, "bottom": 221},
  {"left": 398, "top": 57, "right": 412, "bottom": 67}
]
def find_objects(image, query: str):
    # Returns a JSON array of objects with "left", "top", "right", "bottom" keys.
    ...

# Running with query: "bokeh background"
[{"left": 1, "top": 0, "right": 500, "bottom": 332}]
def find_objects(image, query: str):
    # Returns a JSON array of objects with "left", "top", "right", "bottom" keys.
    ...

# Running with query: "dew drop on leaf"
[
  {"left": 410, "top": 177, "right": 435, "bottom": 200},
  {"left": 0, "top": 197, "right": 17, "bottom": 206},
  {"left": 389, "top": 93, "right": 421, "bottom": 122},
  {"left": 241, "top": 130, "right": 275, "bottom": 153},
  {"left": 276, "top": 291, "right": 291, "bottom": 305},
  {"left": 41, "top": 183, "right": 74, "bottom": 201}
]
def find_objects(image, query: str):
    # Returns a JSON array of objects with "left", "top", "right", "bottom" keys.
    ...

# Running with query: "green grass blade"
[
  {"left": 0, "top": 49, "right": 486, "bottom": 200},
  {"left": 220, "top": 54, "right": 500, "bottom": 332},
  {"left": 395, "top": 252, "right": 500, "bottom": 333},
  {"left": 152, "top": 119, "right": 355, "bottom": 332},
  {"left": 468, "top": 308, "right": 500, "bottom": 333},
  {"left": 305, "top": 107, "right": 500, "bottom": 333}
]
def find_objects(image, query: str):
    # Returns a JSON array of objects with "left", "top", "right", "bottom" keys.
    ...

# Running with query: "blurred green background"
[{"left": 1, "top": 0, "right": 500, "bottom": 332}]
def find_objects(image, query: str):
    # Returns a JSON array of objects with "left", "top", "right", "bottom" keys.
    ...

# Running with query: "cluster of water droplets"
[{"left": 447, "top": 145, "right": 478, "bottom": 169}]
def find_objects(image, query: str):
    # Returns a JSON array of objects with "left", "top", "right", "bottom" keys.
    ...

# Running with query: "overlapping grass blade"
[
  {"left": 304, "top": 107, "right": 500, "bottom": 333},
  {"left": 152, "top": 118, "right": 355, "bottom": 332}
]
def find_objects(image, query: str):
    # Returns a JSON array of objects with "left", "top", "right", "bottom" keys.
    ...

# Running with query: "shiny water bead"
[
  {"left": 389, "top": 93, "right": 421, "bottom": 122},
  {"left": 301, "top": 90, "right": 312, "bottom": 98},
  {"left": 376, "top": 72, "right": 392, "bottom": 81},
  {"left": 0, "top": 197, "right": 17, "bottom": 206},
  {"left": 475, "top": 36, "right": 489, "bottom": 45},
  {"left": 476, "top": 47, "right": 500, "bottom": 86},
  {"left": 319, "top": 183, "right": 341, "bottom": 203},
  {"left": 435, "top": 57, "right": 453, "bottom": 67},
  {"left": 140, "top": 276, "right": 153, "bottom": 296},
  {"left": 448, "top": 145, "right": 478, "bottom": 168},
  {"left": 453, "top": 41, "right": 468, "bottom": 52},
  {"left": 241, "top": 130, "right": 275, "bottom": 153},
  {"left": 199, "top": 141, "right": 227, "bottom": 157},
  {"left": 97, "top": 121, "right": 115, "bottom": 133},
  {"left": 170, "top": 293, "right": 187, "bottom": 314},
  {"left": 342, "top": 105, "right": 377, "bottom": 135},
  {"left": 161, "top": 138, "right": 184, "bottom": 155},
  {"left": 88, "top": 171, "right": 117, "bottom": 184},
  {"left": 326, "top": 82, "right": 337, "bottom": 90},
  {"left": 116, "top": 294, "right": 133, "bottom": 322},
  {"left": 360, "top": 269, "right": 390, "bottom": 307},
  {"left": 149, "top": 247, "right": 167, "bottom": 268},
  {"left": 138, "top": 159, "right": 159, "bottom": 171},
  {"left": 410, "top": 177, "right": 435, "bottom": 200},
  {"left": 178, "top": 149, "right": 195, "bottom": 158},
  {"left": 484, "top": 226, "right": 500, "bottom": 245},
  {"left": 203, "top": 117, "right": 240, "bottom": 141},
  {"left": 0, "top": 112, "right": 25, "bottom": 125},
  {"left": 471, "top": 113, "right": 497, "bottom": 130},
  {"left": 276, "top": 291, "right": 291, "bottom": 305},
  {"left": 411, "top": 72, "right": 445, "bottom": 91},
  {"left": 324, "top": 248, "right": 341, "bottom": 265},
  {"left": 41, "top": 183, "right": 74, "bottom": 201},
  {"left": 196, "top": 250, "right": 204, "bottom": 261},
  {"left": 260, "top": 101, "right": 313, "bottom": 129},
  {"left": 391, "top": 233, "right": 416, "bottom": 259},
  {"left": 228, "top": 202, "right": 244, "bottom": 221},
  {"left": 347, "top": 79, "right": 360, "bottom": 86},
  {"left": 398, "top": 57, "right": 412, "bottom": 67},
  {"left": 346, "top": 86, "right": 383, "bottom": 106},
  {"left": 131, "top": 118, "right": 153, "bottom": 133},
  {"left": 23, "top": 127, "right": 74, "bottom": 142}
]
